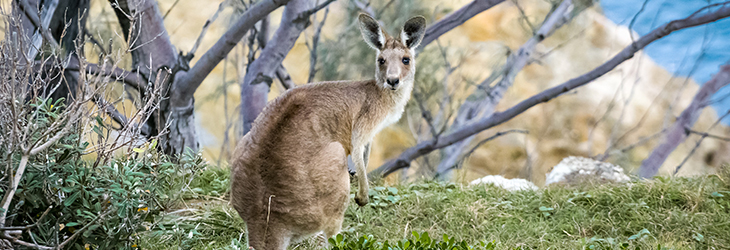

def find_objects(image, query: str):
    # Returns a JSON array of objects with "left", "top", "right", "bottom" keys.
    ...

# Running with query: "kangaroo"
[{"left": 230, "top": 14, "right": 426, "bottom": 250}]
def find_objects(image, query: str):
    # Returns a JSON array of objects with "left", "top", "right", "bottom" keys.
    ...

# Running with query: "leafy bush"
[{"left": 2, "top": 98, "right": 207, "bottom": 249}]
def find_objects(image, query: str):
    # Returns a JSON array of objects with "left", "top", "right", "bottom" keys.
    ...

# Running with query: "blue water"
[{"left": 600, "top": 0, "right": 730, "bottom": 122}]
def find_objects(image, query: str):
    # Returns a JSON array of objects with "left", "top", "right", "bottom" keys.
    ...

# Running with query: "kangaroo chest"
[
  {"left": 373, "top": 106, "right": 404, "bottom": 136},
  {"left": 370, "top": 92, "right": 409, "bottom": 139}
]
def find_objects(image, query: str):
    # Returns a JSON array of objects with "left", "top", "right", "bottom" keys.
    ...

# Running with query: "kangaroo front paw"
[{"left": 354, "top": 195, "right": 369, "bottom": 206}]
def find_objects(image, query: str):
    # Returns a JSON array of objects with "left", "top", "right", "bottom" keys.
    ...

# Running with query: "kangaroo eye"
[
  {"left": 378, "top": 58, "right": 385, "bottom": 65},
  {"left": 402, "top": 57, "right": 410, "bottom": 65}
]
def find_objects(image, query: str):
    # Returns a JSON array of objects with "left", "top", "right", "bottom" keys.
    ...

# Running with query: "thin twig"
[
  {"left": 306, "top": 5, "right": 329, "bottom": 83},
  {"left": 443, "top": 129, "right": 528, "bottom": 174},
  {"left": 17, "top": 0, "right": 59, "bottom": 48},
  {"left": 188, "top": 0, "right": 228, "bottom": 58},
  {"left": 686, "top": 129, "right": 730, "bottom": 142},
  {"left": 673, "top": 110, "right": 730, "bottom": 175},
  {"left": 0, "top": 232, "right": 52, "bottom": 249},
  {"left": 162, "top": 0, "right": 182, "bottom": 20},
  {"left": 0, "top": 206, "right": 51, "bottom": 231},
  {"left": 55, "top": 209, "right": 114, "bottom": 250}
]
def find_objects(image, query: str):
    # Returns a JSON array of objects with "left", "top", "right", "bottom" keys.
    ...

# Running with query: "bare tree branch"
[
  {"left": 435, "top": 0, "right": 574, "bottom": 177},
  {"left": 240, "top": 0, "right": 327, "bottom": 134},
  {"left": 457, "top": 129, "right": 528, "bottom": 165},
  {"left": 188, "top": 0, "right": 227, "bottom": 58},
  {"left": 370, "top": 2, "right": 730, "bottom": 178},
  {"left": 686, "top": 128, "right": 730, "bottom": 142},
  {"left": 92, "top": 94, "right": 128, "bottom": 125},
  {"left": 638, "top": 64, "right": 730, "bottom": 177},
  {"left": 351, "top": 0, "right": 376, "bottom": 18},
  {"left": 0, "top": 206, "right": 51, "bottom": 231},
  {"left": 420, "top": 0, "right": 505, "bottom": 49},
  {"left": 276, "top": 66, "right": 296, "bottom": 89},
  {"left": 306, "top": 5, "right": 329, "bottom": 83},
  {"left": 55, "top": 208, "right": 113, "bottom": 250},
  {"left": 673, "top": 116, "right": 730, "bottom": 175},
  {"left": 85, "top": 63, "right": 145, "bottom": 92},
  {"left": 0, "top": 231, "right": 52, "bottom": 249},
  {"left": 176, "top": 0, "right": 292, "bottom": 99},
  {"left": 17, "top": 0, "right": 60, "bottom": 49},
  {"left": 162, "top": 0, "right": 181, "bottom": 20}
]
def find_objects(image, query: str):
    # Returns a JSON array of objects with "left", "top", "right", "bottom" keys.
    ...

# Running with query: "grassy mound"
[{"left": 139, "top": 169, "right": 730, "bottom": 249}]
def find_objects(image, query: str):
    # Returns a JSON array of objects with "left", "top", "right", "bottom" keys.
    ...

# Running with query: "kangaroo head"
[{"left": 358, "top": 14, "right": 426, "bottom": 91}]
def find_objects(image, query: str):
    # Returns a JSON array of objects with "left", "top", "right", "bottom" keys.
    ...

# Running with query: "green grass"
[{"left": 139, "top": 168, "right": 730, "bottom": 249}]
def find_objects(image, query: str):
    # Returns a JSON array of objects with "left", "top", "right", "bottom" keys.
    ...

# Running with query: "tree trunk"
[
  {"left": 109, "top": 0, "right": 197, "bottom": 155},
  {"left": 240, "top": 0, "right": 313, "bottom": 135}
]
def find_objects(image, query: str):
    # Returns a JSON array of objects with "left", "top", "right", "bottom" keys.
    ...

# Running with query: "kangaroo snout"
[{"left": 386, "top": 78, "right": 399, "bottom": 89}]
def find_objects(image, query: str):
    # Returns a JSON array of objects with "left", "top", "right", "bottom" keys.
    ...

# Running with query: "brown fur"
[{"left": 230, "top": 14, "right": 426, "bottom": 250}]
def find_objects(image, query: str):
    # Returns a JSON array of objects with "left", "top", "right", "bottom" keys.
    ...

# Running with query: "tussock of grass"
[{"left": 140, "top": 168, "right": 730, "bottom": 249}]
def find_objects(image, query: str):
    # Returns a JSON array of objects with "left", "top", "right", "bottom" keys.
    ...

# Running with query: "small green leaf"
[
  {"left": 539, "top": 206, "right": 554, "bottom": 212},
  {"left": 64, "top": 192, "right": 81, "bottom": 207},
  {"left": 693, "top": 232, "right": 704, "bottom": 242}
]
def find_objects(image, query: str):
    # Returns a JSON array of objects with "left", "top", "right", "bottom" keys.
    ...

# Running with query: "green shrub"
[
  {"left": 1, "top": 98, "right": 207, "bottom": 249},
  {"left": 11, "top": 137, "right": 206, "bottom": 249}
]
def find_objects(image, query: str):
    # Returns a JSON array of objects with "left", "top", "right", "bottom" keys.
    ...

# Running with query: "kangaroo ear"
[
  {"left": 401, "top": 16, "right": 426, "bottom": 49},
  {"left": 358, "top": 13, "right": 385, "bottom": 51}
]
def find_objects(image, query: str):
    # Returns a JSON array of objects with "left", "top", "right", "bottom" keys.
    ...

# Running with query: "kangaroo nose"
[{"left": 386, "top": 78, "right": 399, "bottom": 87}]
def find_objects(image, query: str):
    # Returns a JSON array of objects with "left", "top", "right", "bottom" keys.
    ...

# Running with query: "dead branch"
[
  {"left": 82, "top": 63, "right": 145, "bottom": 92},
  {"left": 445, "top": 129, "right": 528, "bottom": 174},
  {"left": 306, "top": 5, "right": 330, "bottom": 83},
  {"left": 92, "top": 94, "right": 128, "bottom": 126},
  {"left": 188, "top": 0, "right": 227, "bottom": 58},
  {"left": 0, "top": 207, "right": 51, "bottom": 231},
  {"left": 686, "top": 128, "right": 730, "bottom": 142},
  {"left": 638, "top": 64, "right": 730, "bottom": 177},
  {"left": 0, "top": 231, "right": 52, "bottom": 249},
  {"left": 420, "top": 0, "right": 505, "bottom": 49},
  {"left": 352, "top": 0, "right": 376, "bottom": 18},
  {"left": 176, "top": 0, "right": 292, "bottom": 99},
  {"left": 370, "top": 2, "right": 730, "bottom": 178},
  {"left": 672, "top": 110, "right": 730, "bottom": 175},
  {"left": 435, "top": 0, "right": 573, "bottom": 176},
  {"left": 54, "top": 209, "right": 113, "bottom": 250},
  {"left": 276, "top": 66, "right": 296, "bottom": 89},
  {"left": 241, "top": 0, "right": 332, "bottom": 134},
  {"left": 17, "top": 0, "right": 60, "bottom": 49},
  {"left": 298, "top": 0, "right": 336, "bottom": 19},
  {"left": 162, "top": 0, "right": 181, "bottom": 20}
]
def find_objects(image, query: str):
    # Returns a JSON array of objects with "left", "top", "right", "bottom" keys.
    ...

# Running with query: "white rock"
[
  {"left": 469, "top": 175, "right": 538, "bottom": 191},
  {"left": 545, "top": 156, "right": 630, "bottom": 185}
]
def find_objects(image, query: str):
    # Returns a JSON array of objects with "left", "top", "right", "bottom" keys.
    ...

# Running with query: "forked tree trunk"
[
  {"left": 240, "top": 0, "right": 313, "bottom": 135},
  {"left": 108, "top": 0, "right": 197, "bottom": 155}
]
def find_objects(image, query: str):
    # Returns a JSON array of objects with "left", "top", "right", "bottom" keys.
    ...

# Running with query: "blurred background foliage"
[{"left": 51, "top": 0, "right": 728, "bottom": 184}]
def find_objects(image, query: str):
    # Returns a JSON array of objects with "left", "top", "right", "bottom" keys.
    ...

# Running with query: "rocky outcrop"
[{"left": 545, "top": 156, "right": 630, "bottom": 185}]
